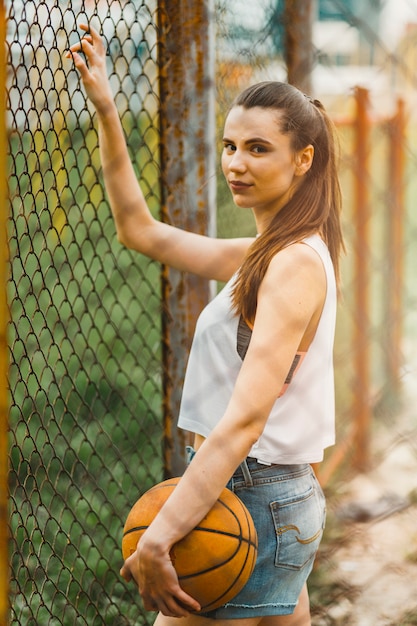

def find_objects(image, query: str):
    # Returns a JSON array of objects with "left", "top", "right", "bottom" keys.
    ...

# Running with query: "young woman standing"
[{"left": 68, "top": 24, "right": 344, "bottom": 626}]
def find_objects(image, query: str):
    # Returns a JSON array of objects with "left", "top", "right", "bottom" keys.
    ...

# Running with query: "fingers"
[
  {"left": 66, "top": 48, "right": 91, "bottom": 83},
  {"left": 119, "top": 563, "right": 132, "bottom": 583},
  {"left": 174, "top": 589, "right": 201, "bottom": 615},
  {"left": 66, "top": 36, "right": 93, "bottom": 60},
  {"left": 141, "top": 583, "right": 201, "bottom": 617},
  {"left": 65, "top": 22, "right": 111, "bottom": 98},
  {"left": 65, "top": 23, "right": 103, "bottom": 61},
  {"left": 120, "top": 554, "right": 201, "bottom": 617},
  {"left": 142, "top": 591, "right": 198, "bottom": 618},
  {"left": 79, "top": 23, "right": 105, "bottom": 55}
]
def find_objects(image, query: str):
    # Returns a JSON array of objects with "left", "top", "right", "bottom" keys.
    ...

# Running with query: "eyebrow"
[{"left": 222, "top": 136, "right": 273, "bottom": 145}]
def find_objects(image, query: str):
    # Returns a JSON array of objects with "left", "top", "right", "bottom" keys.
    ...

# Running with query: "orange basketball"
[{"left": 122, "top": 477, "right": 258, "bottom": 612}]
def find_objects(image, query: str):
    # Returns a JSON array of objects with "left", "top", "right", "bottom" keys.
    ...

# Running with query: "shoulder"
[
  {"left": 268, "top": 240, "right": 325, "bottom": 279},
  {"left": 260, "top": 241, "right": 327, "bottom": 304}
]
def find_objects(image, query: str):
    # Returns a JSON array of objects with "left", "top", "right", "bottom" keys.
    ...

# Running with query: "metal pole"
[
  {"left": 157, "top": 0, "right": 216, "bottom": 477},
  {"left": 0, "top": 0, "right": 9, "bottom": 621},
  {"left": 386, "top": 98, "right": 405, "bottom": 393},
  {"left": 353, "top": 87, "right": 371, "bottom": 472},
  {"left": 283, "top": 0, "right": 315, "bottom": 94}
]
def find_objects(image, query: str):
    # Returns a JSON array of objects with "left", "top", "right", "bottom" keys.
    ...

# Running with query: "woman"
[{"left": 68, "top": 24, "right": 343, "bottom": 626}]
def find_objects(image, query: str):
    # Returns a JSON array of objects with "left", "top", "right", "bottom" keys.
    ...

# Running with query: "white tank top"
[{"left": 177, "top": 235, "right": 336, "bottom": 464}]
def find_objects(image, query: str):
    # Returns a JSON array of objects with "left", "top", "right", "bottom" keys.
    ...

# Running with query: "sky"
[
  {"left": 380, "top": 0, "right": 417, "bottom": 48},
  {"left": 225, "top": 0, "right": 417, "bottom": 50}
]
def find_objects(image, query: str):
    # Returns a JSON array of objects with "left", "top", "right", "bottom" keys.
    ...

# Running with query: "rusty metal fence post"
[
  {"left": 318, "top": 90, "right": 409, "bottom": 484},
  {"left": 0, "top": 1, "right": 9, "bottom": 623},
  {"left": 352, "top": 86, "right": 372, "bottom": 471},
  {"left": 157, "top": 0, "right": 216, "bottom": 477},
  {"left": 385, "top": 98, "right": 406, "bottom": 393}
]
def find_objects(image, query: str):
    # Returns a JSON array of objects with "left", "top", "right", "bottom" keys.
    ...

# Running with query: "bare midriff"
[{"left": 193, "top": 433, "right": 205, "bottom": 451}]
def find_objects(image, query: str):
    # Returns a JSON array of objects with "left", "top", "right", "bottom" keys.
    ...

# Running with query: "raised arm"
[{"left": 67, "top": 25, "right": 252, "bottom": 281}]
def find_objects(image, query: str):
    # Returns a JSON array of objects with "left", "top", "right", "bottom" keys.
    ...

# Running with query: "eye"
[
  {"left": 223, "top": 142, "right": 236, "bottom": 153},
  {"left": 251, "top": 145, "right": 267, "bottom": 154}
]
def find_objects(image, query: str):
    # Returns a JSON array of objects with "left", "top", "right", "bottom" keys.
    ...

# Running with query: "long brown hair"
[{"left": 230, "top": 81, "right": 344, "bottom": 324}]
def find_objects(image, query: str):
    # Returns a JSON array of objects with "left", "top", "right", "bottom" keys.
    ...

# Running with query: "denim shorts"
[{"left": 186, "top": 450, "right": 326, "bottom": 618}]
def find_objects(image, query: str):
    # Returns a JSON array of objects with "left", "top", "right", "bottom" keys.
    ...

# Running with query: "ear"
[{"left": 294, "top": 144, "right": 314, "bottom": 176}]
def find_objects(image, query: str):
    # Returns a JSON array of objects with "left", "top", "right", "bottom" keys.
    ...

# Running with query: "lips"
[{"left": 229, "top": 180, "right": 252, "bottom": 191}]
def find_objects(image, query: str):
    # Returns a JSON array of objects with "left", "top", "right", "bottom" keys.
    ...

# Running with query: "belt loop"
[
  {"left": 185, "top": 445, "right": 196, "bottom": 465},
  {"left": 239, "top": 458, "right": 253, "bottom": 487}
]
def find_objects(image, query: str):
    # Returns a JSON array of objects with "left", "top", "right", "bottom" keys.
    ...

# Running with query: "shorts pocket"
[{"left": 270, "top": 482, "right": 325, "bottom": 570}]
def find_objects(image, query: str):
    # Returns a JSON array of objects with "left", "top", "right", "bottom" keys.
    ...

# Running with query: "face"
[{"left": 221, "top": 106, "right": 312, "bottom": 227}]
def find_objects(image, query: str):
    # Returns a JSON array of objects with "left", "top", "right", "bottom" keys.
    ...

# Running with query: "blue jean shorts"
[{"left": 186, "top": 450, "right": 326, "bottom": 618}]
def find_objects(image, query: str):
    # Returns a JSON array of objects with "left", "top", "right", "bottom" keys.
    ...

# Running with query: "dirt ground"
[{"left": 311, "top": 381, "right": 417, "bottom": 626}]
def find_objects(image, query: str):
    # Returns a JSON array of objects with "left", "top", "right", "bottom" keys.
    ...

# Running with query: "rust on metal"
[
  {"left": 386, "top": 98, "right": 406, "bottom": 391},
  {"left": 157, "top": 0, "right": 216, "bottom": 477},
  {"left": 352, "top": 86, "right": 371, "bottom": 471}
]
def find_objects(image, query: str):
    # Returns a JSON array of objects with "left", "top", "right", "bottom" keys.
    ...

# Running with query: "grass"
[{"left": 395, "top": 611, "right": 417, "bottom": 626}]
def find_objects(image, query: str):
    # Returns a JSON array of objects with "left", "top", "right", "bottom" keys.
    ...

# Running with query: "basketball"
[{"left": 122, "top": 477, "right": 258, "bottom": 612}]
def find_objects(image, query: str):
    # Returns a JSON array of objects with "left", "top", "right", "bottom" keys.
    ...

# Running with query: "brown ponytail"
[{"left": 230, "top": 82, "right": 344, "bottom": 324}]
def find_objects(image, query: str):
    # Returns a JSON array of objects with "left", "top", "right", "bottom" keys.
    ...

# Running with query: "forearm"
[
  {"left": 96, "top": 104, "right": 155, "bottom": 248},
  {"left": 139, "top": 422, "right": 259, "bottom": 556}
]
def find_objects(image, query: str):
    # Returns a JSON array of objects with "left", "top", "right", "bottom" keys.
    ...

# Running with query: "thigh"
[
  {"left": 259, "top": 585, "right": 311, "bottom": 626},
  {"left": 153, "top": 585, "right": 310, "bottom": 626},
  {"left": 153, "top": 614, "right": 261, "bottom": 626}
]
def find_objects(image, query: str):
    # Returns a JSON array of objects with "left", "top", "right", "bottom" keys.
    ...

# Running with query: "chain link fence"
[
  {"left": 5, "top": 0, "right": 417, "bottom": 624},
  {"left": 7, "top": 1, "right": 162, "bottom": 623}
]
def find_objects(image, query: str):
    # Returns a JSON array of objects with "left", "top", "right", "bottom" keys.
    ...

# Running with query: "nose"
[{"left": 226, "top": 149, "right": 247, "bottom": 173}]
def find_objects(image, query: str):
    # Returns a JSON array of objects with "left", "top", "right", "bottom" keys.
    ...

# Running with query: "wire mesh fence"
[
  {"left": 4, "top": 0, "right": 417, "bottom": 624},
  {"left": 7, "top": 1, "right": 162, "bottom": 623}
]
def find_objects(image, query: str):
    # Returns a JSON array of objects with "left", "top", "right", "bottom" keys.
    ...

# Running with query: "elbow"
[
  {"left": 114, "top": 215, "right": 157, "bottom": 253},
  {"left": 234, "top": 427, "right": 263, "bottom": 462},
  {"left": 115, "top": 223, "right": 142, "bottom": 251},
  {"left": 228, "top": 421, "right": 265, "bottom": 459},
  {"left": 116, "top": 228, "right": 130, "bottom": 249},
  {"left": 237, "top": 410, "right": 270, "bottom": 455},
  {"left": 246, "top": 424, "right": 264, "bottom": 450}
]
